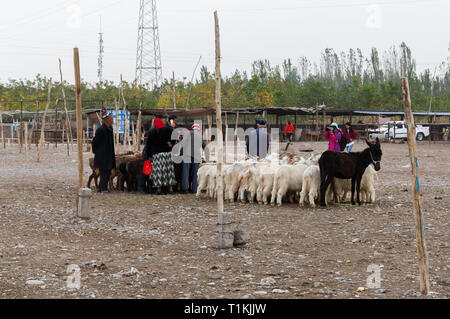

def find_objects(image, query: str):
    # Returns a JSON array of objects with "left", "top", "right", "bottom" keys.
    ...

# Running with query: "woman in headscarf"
[
  {"left": 324, "top": 123, "right": 342, "bottom": 152},
  {"left": 146, "top": 116, "right": 176, "bottom": 195}
]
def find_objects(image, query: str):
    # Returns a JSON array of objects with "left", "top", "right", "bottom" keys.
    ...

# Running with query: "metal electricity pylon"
[{"left": 135, "top": 0, "right": 163, "bottom": 88}]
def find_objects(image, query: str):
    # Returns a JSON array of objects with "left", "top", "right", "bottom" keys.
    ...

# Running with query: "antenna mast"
[{"left": 98, "top": 16, "right": 104, "bottom": 83}]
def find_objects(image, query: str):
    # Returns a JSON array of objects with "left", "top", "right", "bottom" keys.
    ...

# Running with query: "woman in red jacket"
[
  {"left": 284, "top": 121, "right": 295, "bottom": 142},
  {"left": 343, "top": 122, "right": 357, "bottom": 152}
]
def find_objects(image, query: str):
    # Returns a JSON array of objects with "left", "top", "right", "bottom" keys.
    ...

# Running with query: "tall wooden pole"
[
  {"left": 185, "top": 56, "right": 202, "bottom": 110},
  {"left": 74, "top": 48, "right": 84, "bottom": 190},
  {"left": 137, "top": 109, "right": 142, "bottom": 152},
  {"left": 54, "top": 102, "right": 59, "bottom": 148},
  {"left": 114, "top": 99, "right": 120, "bottom": 155},
  {"left": 36, "top": 80, "right": 53, "bottom": 162},
  {"left": 402, "top": 77, "right": 431, "bottom": 296},
  {"left": 20, "top": 101, "right": 23, "bottom": 153},
  {"left": 34, "top": 101, "right": 40, "bottom": 147},
  {"left": 120, "top": 74, "right": 131, "bottom": 152},
  {"left": 172, "top": 72, "right": 177, "bottom": 110},
  {"left": 24, "top": 122, "right": 29, "bottom": 162},
  {"left": 59, "top": 59, "right": 74, "bottom": 154},
  {"left": 214, "top": 11, "right": 224, "bottom": 221}
]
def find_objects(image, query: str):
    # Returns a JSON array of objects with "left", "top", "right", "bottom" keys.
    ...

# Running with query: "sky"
[{"left": 0, "top": 0, "right": 449, "bottom": 85}]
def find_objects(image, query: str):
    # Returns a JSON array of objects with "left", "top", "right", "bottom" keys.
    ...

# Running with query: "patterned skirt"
[{"left": 152, "top": 152, "right": 176, "bottom": 188}]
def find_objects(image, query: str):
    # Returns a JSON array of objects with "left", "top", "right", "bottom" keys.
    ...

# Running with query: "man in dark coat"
[
  {"left": 246, "top": 119, "right": 270, "bottom": 159},
  {"left": 92, "top": 113, "right": 116, "bottom": 193}
]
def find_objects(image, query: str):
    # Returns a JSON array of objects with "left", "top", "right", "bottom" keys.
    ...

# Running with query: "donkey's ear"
[
  {"left": 375, "top": 137, "right": 380, "bottom": 146},
  {"left": 365, "top": 138, "right": 372, "bottom": 147}
]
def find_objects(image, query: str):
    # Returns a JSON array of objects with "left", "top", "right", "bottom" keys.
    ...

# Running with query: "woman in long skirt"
[{"left": 146, "top": 118, "right": 176, "bottom": 195}]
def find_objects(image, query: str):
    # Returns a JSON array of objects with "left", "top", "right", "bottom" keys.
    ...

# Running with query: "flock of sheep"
[{"left": 196, "top": 152, "right": 378, "bottom": 208}]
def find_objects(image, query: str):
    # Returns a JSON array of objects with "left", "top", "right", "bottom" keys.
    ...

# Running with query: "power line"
[
  {"left": 5, "top": 0, "right": 128, "bottom": 38},
  {"left": 0, "top": 0, "right": 78, "bottom": 31},
  {"left": 158, "top": 0, "right": 444, "bottom": 13}
]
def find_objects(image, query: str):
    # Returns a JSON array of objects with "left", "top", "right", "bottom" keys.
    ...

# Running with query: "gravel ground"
[{"left": 0, "top": 141, "right": 448, "bottom": 299}]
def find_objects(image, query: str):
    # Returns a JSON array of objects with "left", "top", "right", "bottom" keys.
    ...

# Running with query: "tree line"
[{"left": 1, "top": 42, "right": 449, "bottom": 113}]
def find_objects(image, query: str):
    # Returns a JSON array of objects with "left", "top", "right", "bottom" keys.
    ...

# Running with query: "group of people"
[
  {"left": 92, "top": 111, "right": 357, "bottom": 194},
  {"left": 92, "top": 112, "right": 204, "bottom": 195},
  {"left": 137, "top": 114, "right": 205, "bottom": 195},
  {"left": 324, "top": 122, "right": 357, "bottom": 153},
  {"left": 282, "top": 120, "right": 357, "bottom": 153}
]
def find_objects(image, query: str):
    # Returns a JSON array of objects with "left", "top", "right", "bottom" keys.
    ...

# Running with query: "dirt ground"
[{"left": 0, "top": 141, "right": 448, "bottom": 299}]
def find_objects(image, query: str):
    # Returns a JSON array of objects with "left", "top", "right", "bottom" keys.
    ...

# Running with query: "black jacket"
[
  {"left": 146, "top": 126, "right": 173, "bottom": 157},
  {"left": 92, "top": 124, "right": 116, "bottom": 170}
]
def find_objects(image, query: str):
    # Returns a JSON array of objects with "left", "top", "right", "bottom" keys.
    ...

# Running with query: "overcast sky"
[{"left": 0, "top": 0, "right": 449, "bottom": 85}]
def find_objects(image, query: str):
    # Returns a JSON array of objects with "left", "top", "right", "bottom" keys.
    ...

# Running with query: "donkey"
[{"left": 319, "top": 138, "right": 382, "bottom": 207}]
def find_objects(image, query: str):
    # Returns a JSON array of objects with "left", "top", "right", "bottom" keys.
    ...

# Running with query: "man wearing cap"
[
  {"left": 325, "top": 122, "right": 343, "bottom": 152},
  {"left": 246, "top": 119, "right": 270, "bottom": 159},
  {"left": 92, "top": 113, "right": 116, "bottom": 193}
]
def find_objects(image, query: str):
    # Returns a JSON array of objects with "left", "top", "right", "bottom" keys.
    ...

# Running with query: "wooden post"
[
  {"left": 55, "top": 102, "right": 59, "bottom": 148},
  {"left": 114, "top": 99, "right": 120, "bottom": 155},
  {"left": 0, "top": 104, "right": 5, "bottom": 149},
  {"left": 402, "top": 77, "right": 431, "bottom": 296},
  {"left": 185, "top": 56, "right": 202, "bottom": 110},
  {"left": 59, "top": 59, "right": 74, "bottom": 153},
  {"left": 62, "top": 119, "right": 65, "bottom": 145},
  {"left": 207, "top": 114, "right": 212, "bottom": 141},
  {"left": 19, "top": 101, "right": 23, "bottom": 153},
  {"left": 214, "top": 11, "right": 233, "bottom": 249},
  {"left": 85, "top": 115, "right": 90, "bottom": 152},
  {"left": 131, "top": 120, "right": 135, "bottom": 152},
  {"left": 172, "top": 72, "right": 177, "bottom": 109},
  {"left": 74, "top": 48, "right": 84, "bottom": 190},
  {"left": 224, "top": 111, "right": 228, "bottom": 158},
  {"left": 137, "top": 109, "right": 142, "bottom": 152},
  {"left": 120, "top": 74, "right": 131, "bottom": 152},
  {"left": 37, "top": 80, "right": 53, "bottom": 162},
  {"left": 24, "top": 122, "right": 28, "bottom": 162},
  {"left": 34, "top": 101, "right": 40, "bottom": 147},
  {"left": 234, "top": 111, "right": 240, "bottom": 162}
]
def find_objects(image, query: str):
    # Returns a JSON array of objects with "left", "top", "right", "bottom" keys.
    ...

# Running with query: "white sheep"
[
  {"left": 256, "top": 166, "right": 277, "bottom": 205},
  {"left": 332, "top": 165, "right": 378, "bottom": 204},
  {"left": 196, "top": 165, "right": 214, "bottom": 198},
  {"left": 299, "top": 165, "right": 321, "bottom": 208},
  {"left": 238, "top": 164, "right": 259, "bottom": 203},
  {"left": 271, "top": 163, "right": 308, "bottom": 207}
]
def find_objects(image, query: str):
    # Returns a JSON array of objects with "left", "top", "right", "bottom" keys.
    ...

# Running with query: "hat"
[
  {"left": 168, "top": 115, "right": 177, "bottom": 120},
  {"left": 154, "top": 118, "right": 165, "bottom": 129},
  {"left": 257, "top": 119, "right": 267, "bottom": 126},
  {"left": 331, "top": 123, "right": 339, "bottom": 129},
  {"left": 191, "top": 124, "right": 201, "bottom": 131},
  {"left": 102, "top": 112, "right": 112, "bottom": 120}
]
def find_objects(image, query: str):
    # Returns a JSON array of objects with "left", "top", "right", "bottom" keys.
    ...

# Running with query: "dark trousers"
[
  {"left": 138, "top": 149, "right": 149, "bottom": 192},
  {"left": 99, "top": 169, "right": 111, "bottom": 192},
  {"left": 182, "top": 162, "right": 199, "bottom": 193},
  {"left": 286, "top": 133, "right": 293, "bottom": 142}
]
